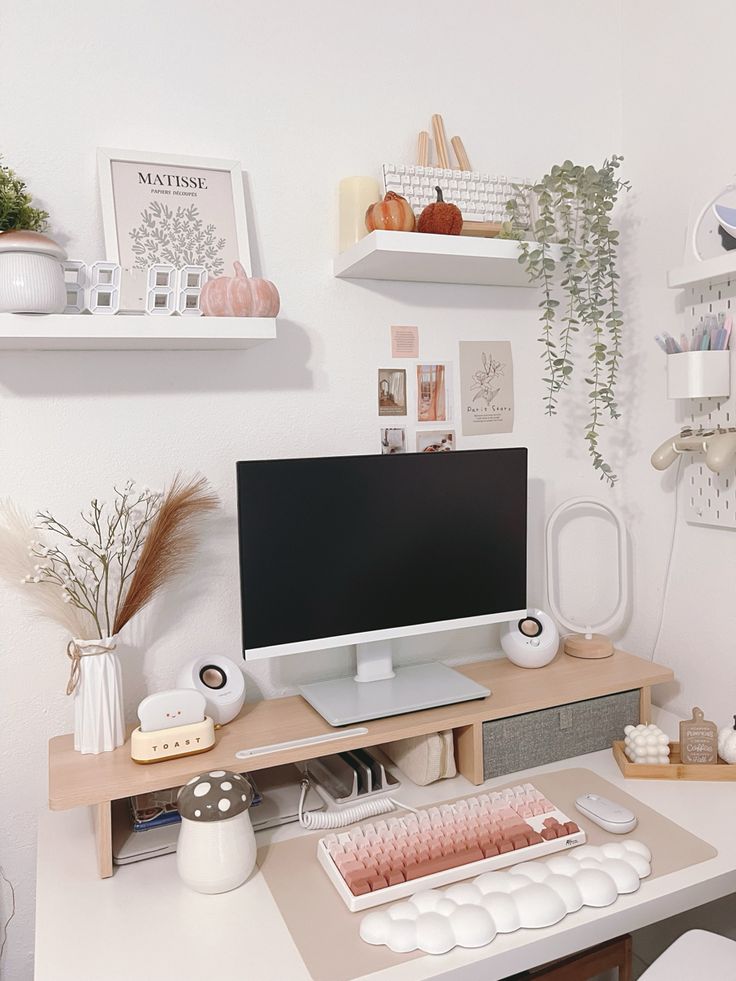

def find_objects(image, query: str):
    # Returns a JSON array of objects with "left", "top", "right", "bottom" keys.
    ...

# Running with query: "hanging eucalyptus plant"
[{"left": 504, "top": 157, "right": 630, "bottom": 485}]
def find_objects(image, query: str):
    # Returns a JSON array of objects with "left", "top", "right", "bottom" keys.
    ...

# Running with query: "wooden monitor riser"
[{"left": 47, "top": 650, "right": 673, "bottom": 878}]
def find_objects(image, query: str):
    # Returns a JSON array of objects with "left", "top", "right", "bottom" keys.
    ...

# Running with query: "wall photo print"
[
  {"left": 380, "top": 428, "right": 407, "bottom": 454},
  {"left": 378, "top": 368, "right": 407, "bottom": 416},
  {"left": 417, "top": 430, "right": 454, "bottom": 453},
  {"left": 417, "top": 364, "right": 447, "bottom": 422},
  {"left": 459, "top": 341, "right": 514, "bottom": 435},
  {"left": 97, "top": 148, "right": 251, "bottom": 311},
  {"left": 390, "top": 324, "right": 419, "bottom": 358}
]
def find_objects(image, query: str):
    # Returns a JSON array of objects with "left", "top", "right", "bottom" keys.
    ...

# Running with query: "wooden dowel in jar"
[
  {"left": 451, "top": 136, "right": 472, "bottom": 171},
  {"left": 417, "top": 131, "right": 430, "bottom": 167},
  {"left": 431, "top": 114, "right": 450, "bottom": 169}
]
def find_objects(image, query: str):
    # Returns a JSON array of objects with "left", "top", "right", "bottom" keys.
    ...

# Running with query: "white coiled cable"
[{"left": 297, "top": 778, "right": 418, "bottom": 830}]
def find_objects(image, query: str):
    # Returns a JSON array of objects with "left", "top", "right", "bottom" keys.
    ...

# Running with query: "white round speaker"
[
  {"left": 177, "top": 655, "right": 246, "bottom": 726},
  {"left": 500, "top": 609, "right": 560, "bottom": 669}
]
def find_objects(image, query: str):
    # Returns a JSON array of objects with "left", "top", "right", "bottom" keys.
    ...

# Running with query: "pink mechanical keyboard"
[{"left": 317, "top": 782, "right": 585, "bottom": 912}]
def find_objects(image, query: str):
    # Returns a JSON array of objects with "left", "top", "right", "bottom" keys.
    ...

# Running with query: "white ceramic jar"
[
  {"left": 0, "top": 229, "right": 67, "bottom": 313},
  {"left": 176, "top": 770, "right": 256, "bottom": 894},
  {"left": 718, "top": 717, "right": 736, "bottom": 764}
]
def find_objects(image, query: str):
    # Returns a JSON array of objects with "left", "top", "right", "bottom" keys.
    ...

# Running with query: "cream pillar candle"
[{"left": 338, "top": 176, "right": 380, "bottom": 253}]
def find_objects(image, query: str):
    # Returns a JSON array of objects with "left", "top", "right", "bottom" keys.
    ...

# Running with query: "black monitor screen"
[{"left": 237, "top": 448, "right": 527, "bottom": 653}]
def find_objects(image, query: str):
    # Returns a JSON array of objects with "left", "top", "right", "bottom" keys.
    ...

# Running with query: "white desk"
[{"left": 35, "top": 710, "right": 736, "bottom": 981}]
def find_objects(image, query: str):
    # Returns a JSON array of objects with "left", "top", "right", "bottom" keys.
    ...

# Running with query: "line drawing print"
[{"left": 471, "top": 351, "right": 506, "bottom": 407}]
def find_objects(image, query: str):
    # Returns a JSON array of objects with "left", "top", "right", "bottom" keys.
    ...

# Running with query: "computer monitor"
[{"left": 236, "top": 448, "right": 528, "bottom": 725}]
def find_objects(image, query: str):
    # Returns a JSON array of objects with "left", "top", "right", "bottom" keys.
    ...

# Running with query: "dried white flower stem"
[{"left": 30, "top": 482, "right": 160, "bottom": 637}]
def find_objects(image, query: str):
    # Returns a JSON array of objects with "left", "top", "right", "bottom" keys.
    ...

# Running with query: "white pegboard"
[
  {"left": 686, "top": 459, "right": 735, "bottom": 527},
  {"left": 681, "top": 277, "right": 736, "bottom": 528}
]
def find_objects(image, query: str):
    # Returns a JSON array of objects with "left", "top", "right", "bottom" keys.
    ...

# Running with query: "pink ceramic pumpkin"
[{"left": 200, "top": 261, "right": 280, "bottom": 317}]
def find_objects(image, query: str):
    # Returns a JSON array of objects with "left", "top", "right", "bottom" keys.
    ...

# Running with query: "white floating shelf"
[
  {"left": 334, "top": 230, "right": 548, "bottom": 287},
  {"left": 668, "top": 253, "right": 736, "bottom": 290},
  {"left": 0, "top": 313, "right": 276, "bottom": 351}
]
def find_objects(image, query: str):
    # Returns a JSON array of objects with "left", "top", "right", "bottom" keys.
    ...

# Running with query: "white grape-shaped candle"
[{"left": 623, "top": 723, "right": 670, "bottom": 764}]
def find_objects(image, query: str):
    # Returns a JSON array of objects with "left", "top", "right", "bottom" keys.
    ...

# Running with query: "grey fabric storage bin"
[{"left": 482, "top": 689, "right": 640, "bottom": 780}]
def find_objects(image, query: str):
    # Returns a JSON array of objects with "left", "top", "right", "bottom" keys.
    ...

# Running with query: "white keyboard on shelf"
[
  {"left": 317, "top": 781, "right": 585, "bottom": 912},
  {"left": 382, "top": 163, "right": 532, "bottom": 225}
]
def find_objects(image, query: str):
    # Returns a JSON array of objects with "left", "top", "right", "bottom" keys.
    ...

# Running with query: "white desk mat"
[{"left": 257, "top": 767, "right": 717, "bottom": 981}]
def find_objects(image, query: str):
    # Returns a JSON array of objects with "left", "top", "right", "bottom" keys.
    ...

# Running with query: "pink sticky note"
[{"left": 391, "top": 325, "right": 419, "bottom": 358}]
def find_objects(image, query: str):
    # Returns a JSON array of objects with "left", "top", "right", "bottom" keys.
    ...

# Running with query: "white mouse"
[
  {"left": 575, "top": 794, "right": 638, "bottom": 834},
  {"left": 137, "top": 689, "right": 206, "bottom": 733}
]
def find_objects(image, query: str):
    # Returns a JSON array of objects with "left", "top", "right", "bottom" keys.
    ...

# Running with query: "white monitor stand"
[{"left": 298, "top": 639, "right": 491, "bottom": 727}]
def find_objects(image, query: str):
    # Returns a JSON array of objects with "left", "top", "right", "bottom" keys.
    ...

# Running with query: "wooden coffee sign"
[{"left": 679, "top": 706, "right": 718, "bottom": 764}]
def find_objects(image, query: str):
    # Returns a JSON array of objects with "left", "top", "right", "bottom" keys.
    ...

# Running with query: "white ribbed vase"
[
  {"left": 72, "top": 637, "right": 125, "bottom": 755},
  {"left": 0, "top": 230, "right": 67, "bottom": 314}
]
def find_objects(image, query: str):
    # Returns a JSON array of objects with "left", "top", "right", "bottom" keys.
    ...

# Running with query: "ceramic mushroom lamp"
[
  {"left": 176, "top": 770, "right": 256, "bottom": 894},
  {"left": 0, "top": 230, "right": 67, "bottom": 313}
]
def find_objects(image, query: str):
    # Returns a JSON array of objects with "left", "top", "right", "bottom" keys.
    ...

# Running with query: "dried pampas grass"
[
  {"left": 0, "top": 499, "right": 93, "bottom": 636},
  {"left": 113, "top": 474, "right": 220, "bottom": 635}
]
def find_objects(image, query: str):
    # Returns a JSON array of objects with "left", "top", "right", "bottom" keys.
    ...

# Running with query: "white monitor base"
[{"left": 299, "top": 662, "right": 491, "bottom": 727}]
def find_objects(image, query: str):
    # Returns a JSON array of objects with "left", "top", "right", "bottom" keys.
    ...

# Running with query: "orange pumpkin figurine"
[
  {"left": 418, "top": 186, "right": 463, "bottom": 235},
  {"left": 200, "top": 261, "right": 280, "bottom": 317},
  {"left": 365, "top": 191, "right": 416, "bottom": 232}
]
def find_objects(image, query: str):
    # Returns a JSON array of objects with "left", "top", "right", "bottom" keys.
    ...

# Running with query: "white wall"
[
  {"left": 0, "top": 2, "right": 627, "bottom": 976},
  {"left": 617, "top": 0, "right": 736, "bottom": 722}
]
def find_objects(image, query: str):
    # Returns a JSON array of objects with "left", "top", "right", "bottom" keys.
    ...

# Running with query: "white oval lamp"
[{"left": 545, "top": 497, "right": 629, "bottom": 659}]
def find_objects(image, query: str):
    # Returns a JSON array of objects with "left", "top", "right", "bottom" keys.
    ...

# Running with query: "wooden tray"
[{"left": 612, "top": 740, "right": 736, "bottom": 780}]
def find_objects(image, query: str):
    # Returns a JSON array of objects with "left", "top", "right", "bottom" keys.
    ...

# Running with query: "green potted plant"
[
  {"left": 0, "top": 157, "right": 66, "bottom": 314},
  {"left": 504, "top": 157, "right": 630, "bottom": 485}
]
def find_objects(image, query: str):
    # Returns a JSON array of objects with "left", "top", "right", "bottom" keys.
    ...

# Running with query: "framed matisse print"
[{"left": 97, "top": 148, "right": 250, "bottom": 311}]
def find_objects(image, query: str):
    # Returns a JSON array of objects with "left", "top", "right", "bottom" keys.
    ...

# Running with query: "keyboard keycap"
[
  {"left": 381, "top": 160, "right": 534, "bottom": 231},
  {"left": 321, "top": 779, "right": 586, "bottom": 909}
]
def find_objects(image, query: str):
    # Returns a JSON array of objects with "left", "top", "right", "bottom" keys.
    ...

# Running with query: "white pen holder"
[{"left": 667, "top": 350, "right": 731, "bottom": 399}]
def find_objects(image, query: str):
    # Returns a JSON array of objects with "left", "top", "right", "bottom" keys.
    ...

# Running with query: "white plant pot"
[
  {"left": 0, "top": 230, "right": 67, "bottom": 314},
  {"left": 72, "top": 637, "right": 125, "bottom": 754},
  {"left": 177, "top": 809, "right": 257, "bottom": 894}
]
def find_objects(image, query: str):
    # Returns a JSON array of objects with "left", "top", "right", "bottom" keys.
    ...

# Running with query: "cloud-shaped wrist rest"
[{"left": 360, "top": 839, "right": 651, "bottom": 955}]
